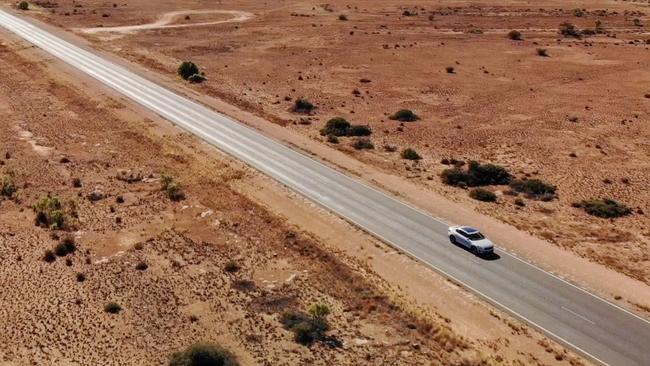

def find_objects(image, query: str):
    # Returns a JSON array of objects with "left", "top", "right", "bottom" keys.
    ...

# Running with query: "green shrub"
[
  {"left": 338, "top": 14, "right": 348, "bottom": 21},
  {"left": 169, "top": 343, "right": 238, "bottom": 366},
  {"left": 509, "top": 179, "right": 556, "bottom": 199},
  {"left": 104, "top": 302, "right": 122, "bottom": 314},
  {"left": 308, "top": 302, "right": 331, "bottom": 319},
  {"left": 320, "top": 117, "right": 351, "bottom": 136},
  {"left": 469, "top": 188, "right": 497, "bottom": 202},
  {"left": 559, "top": 22, "right": 581, "bottom": 38},
  {"left": 389, "top": 109, "right": 419, "bottom": 122},
  {"left": 400, "top": 148, "right": 422, "bottom": 160},
  {"left": 326, "top": 134, "right": 339, "bottom": 144},
  {"left": 53, "top": 236, "right": 76, "bottom": 257},
  {"left": 574, "top": 199, "right": 632, "bottom": 218},
  {"left": 0, "top": 175, "right": 16, "bottom": 198},
  {"left": 352, "top": 138, "right": 374, "bottom": 150},
  {"left": 347, "top": 125, "right": 372, "bottom": 136},
  {"left": 33, "top": 196, "right": 66, "bottom": 230},
  {"left": 160, "top": 174, "right": 184, "bottom": 201},
  {"left": 43, "top": 249, "right": 56, "bottom": 263},
  {"left": 320, "top": 117, "right": 371, "bottom": 137},
  {"left": 507, "top": 30, "right": 522, "bottom": 40},
  {"left": 514, "top": 198, "right": 525, "bottom": 207},
  {"left": 18, "top": 1, "right": 28, "bottom": 10},
  {"left": 224, "top": 260, "right": 240, "bottom": 273},
  {"left": 280, "top": 309, "right": 329, "bottom": 345},
  {"left": 54, "top": 242, "right": 68, "bottom": 257},
  {"left": 446, "top": 66, "right": 455, "bottom": 74},
  {"left": 441, "top": 161, "right": 512, "bottom": 187},
  {"left": 178, "top": 61, "right": 200, "bottom": 80},
  {"left": 537, "top": 48, "right": 549, "bottom": 57},
  {"left": 293, "top": 98, "right": 315, "bottom": 114},
  {"left": 573, "top": 8, "right": 584, "bottom": 17},
  {"left": 76, "top": 272, "right": 86, "bottom": 282},
  {"left": 135, "top": 261, "right": 148, "bottom": 271},
  {"left": 633, "top": 18, "right": 643, "bottom": 27}
]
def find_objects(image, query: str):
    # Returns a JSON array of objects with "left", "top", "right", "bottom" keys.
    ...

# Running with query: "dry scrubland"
[
  {"left": 25, "top": 0, "right": 650, "bottom": 284},
  {"left": 0, "top": 41, "right": 520, "bottom": 365}
]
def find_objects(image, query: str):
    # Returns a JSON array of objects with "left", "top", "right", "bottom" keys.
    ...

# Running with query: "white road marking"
[{"left": 562, "top": 306, "right": 596, "bottom": 325}]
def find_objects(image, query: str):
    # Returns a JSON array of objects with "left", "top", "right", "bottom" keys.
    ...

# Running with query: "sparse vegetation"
[
  {"left": 71, "top": 177, "right": 82, "bottom": 188},
  {"left": 441, "top": 161, "right": 512, "bottom": 187},
  {"left": 177, "top": 61, "right": 200, "bottom": 80},
  {"left": 326, "top": 134, "right": 339, "bottom": 143},
  {"left": 308, "top": 302, "right": 331, "bottom": 319},
  {"left": 536, "top": 48, "right": 549, "bottom": 57},
  {"left": 507, "top": 30, "right": 522, "bottom": 40},
  {"left": 389, "top": 109, "right": 419, "bottom": 122},
  {"left": 633, "top": 18, "right": 643, "bottom": 27},
  {"left": 135, "top": 261, "right": 148, "bottom": 271},
  {"left": 559, "top": 22, "right": 581, "bottom": 38},
  {"left": 292, "top": 98, "right": 315, "bottom": 114},
  {"left": 33, "top": 196, "right": 66, "bottom": 230},
  {"left": 104, "top": 302, "right": 122, "bottom": 314},
  {"left": 160, "top": 174, "right": 184, "bottom": 201},
  {"left": 169, "top": 343, "right": 238, "bottom": 366},
  {"left": 445, "top": 66, "right": 455, "bottom": 74},
  {"left": 187, "top": 73, "right": 206, "bottom": 83},
  {"left": 224, "top": 260, "right": 240, "bottom": 273},
  {"left": 347, "top": 124, "right": 372, "bottom": 137},
  {"left": 280, "top": 304, "right": 331, "bottom": 345},
  {"left": 509, "top": 179, "right": 557, "bottom": 200},
  {"left": 573, "top": 8, "right": 584, "bottom": 18},
  {"left": 400, "top": 148, "right": 422, "bottom": 160},
  {"left": 76, "top": 272, "right": 86, "bottom": 282},
  {"left": 469, "top": 188, "right": 497, "bottom": 202},
  {"left": 338, "top": 14, "right": 347, "bottom": 21},
  {"left": 319, "top": 117, "right": 371, "bottom": 137},
  {"left": 574, "top": 199, "right": 632, "bottom": 218},
  {"left": 43, "top": 249, "right": 56, "bottom": 263},
  {"left": 514, "top": 198, "right": 526, "bottom": 207},
  {"left": 352, "top": 138, "right": 374, "bottom": 150},
  {"left": 321, "top": 117, "right": 350, "bottom": 136},
  {"left": 0, "top": 175, "right": 16, "bottom": 198},
  {"left": 18, "top": 1, "right": 28, "bottom": 10}
]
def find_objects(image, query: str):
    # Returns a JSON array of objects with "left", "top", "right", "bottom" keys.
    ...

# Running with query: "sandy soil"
[
  {"left": 25, "top": 0, "right": 650, "bottom": 286},
  {"left": 0, "top": 11, "right": 596, "bottom": 365},
  {"left": 0, "top": 26, "right": 594, "bottom": 365}
]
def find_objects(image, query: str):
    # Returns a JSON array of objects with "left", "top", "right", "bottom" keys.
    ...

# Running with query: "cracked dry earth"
[{"left": 0, "top": 42, "right": 505, "bottom": 365}]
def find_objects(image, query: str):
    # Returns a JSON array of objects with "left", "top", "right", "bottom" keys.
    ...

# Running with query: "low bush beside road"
[{"left": 573, "top": 199, "right": 632, "bottom": 218}]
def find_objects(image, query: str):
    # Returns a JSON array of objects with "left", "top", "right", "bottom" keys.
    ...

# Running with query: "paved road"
[{"left": 1, "top": 10, "right": 649, "bottom": 366}]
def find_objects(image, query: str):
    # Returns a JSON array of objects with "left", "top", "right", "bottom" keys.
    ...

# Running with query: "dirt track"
[{"left": 77, "top": 9, "right": 253, "bottom": 34}]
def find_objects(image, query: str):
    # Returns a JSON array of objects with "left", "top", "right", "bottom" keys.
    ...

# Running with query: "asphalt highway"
[{"left": 0, "top": 10, "right": 648, "bottom": 366}]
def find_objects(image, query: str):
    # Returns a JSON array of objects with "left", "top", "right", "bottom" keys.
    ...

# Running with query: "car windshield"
[{"left": 467, "top": 232, "right": 485, "bottom": 241}]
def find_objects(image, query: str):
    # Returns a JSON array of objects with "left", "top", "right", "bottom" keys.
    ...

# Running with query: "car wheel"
[
  {"left": 471, "top": 246, "right": 479, "bottom": 255},
  {"left": 449, "top": 235, "right": 457, "bottom": 244}
]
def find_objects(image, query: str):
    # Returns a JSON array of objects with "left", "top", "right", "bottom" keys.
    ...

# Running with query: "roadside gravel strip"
[{"left": 1, "top": 9, "right": 649, "bottom": 366}]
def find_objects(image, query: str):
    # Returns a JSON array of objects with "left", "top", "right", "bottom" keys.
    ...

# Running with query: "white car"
[{"left": 448, "top": 226, "right": 494, "bottom": 256}]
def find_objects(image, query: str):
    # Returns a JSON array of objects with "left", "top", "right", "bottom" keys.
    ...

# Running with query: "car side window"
[{"left": 458, "top": 230, "right": 469, "bottom": 238}]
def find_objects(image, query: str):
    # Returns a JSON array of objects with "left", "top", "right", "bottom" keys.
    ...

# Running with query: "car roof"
[{"left": 460, "top": 226, "right": 479, "bottom": 234}]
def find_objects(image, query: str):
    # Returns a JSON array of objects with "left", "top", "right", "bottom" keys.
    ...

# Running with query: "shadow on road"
[{"left": 449, "top": 239, "right": 501, "bottom": 261}]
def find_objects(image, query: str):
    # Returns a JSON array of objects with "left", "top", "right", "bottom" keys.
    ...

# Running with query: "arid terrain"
[
  {"left": 1, "top": 0, "right": 650, "bottom": 364},
  {"left": 19, "top": 0, "right": 650, "bottom": 284},
  {"left": 0, "top": 21, "right": 590, "bottom": 365}
]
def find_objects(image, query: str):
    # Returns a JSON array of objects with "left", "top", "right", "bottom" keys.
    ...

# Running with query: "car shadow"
[{"left": 449, "top": 238, "right": 501, "bottom": 261}]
